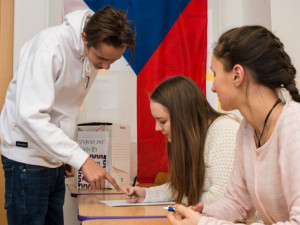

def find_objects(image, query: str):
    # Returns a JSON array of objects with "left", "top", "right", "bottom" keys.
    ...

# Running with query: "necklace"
[{"left": 255, "top": 98, "right": 281, "bottom": 147}]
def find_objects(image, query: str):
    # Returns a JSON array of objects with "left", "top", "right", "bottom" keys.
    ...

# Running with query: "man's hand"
[
  {"left": 64, "top": 164, "right": 75, "bottom": 177},
  {"left": 80, "top": 157, "right": 121, "bottom": 191}
]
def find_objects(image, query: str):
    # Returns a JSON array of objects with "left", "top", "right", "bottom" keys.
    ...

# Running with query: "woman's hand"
[
  {"left": 191, "top": 202, "right": 204, "bottom": 213},
  {"left": 167, "top": 204, "right": 203, "bottom": 225},
  {"left": 122, "top": 186, "right": 146, "bottom": 203}
]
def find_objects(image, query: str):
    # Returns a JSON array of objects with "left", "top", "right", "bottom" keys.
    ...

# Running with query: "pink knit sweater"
[{"left": 200, "top": 101, "right": 300, "bottom": 225}]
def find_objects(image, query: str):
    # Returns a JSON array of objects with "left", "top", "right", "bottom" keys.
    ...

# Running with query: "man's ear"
[
  {"left": 81, "top": 32, "right": 87, "bottom": 44},
  {"left": 232, "top": 64, "right": 245, "bottom": 87}
]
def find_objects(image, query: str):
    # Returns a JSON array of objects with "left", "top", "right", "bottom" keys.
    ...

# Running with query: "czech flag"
[{"left": 84, "top": 0, "right": 207, "bottom": 183}]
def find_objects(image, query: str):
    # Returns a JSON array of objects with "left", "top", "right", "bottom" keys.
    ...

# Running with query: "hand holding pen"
[
  {"left": 164, "top": 205, "right": 203, "bottom": 214},
  {"left": 122, "top": 186, "right": 146, "bottom": 203},
  {"left": 167, "top": 204, "right": 204, "bottom": 225}
]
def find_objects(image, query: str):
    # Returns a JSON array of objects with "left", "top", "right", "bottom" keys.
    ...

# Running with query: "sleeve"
[
  {"left": 276, "top": 106, "right": 300, "bottom": 225},
  {"left": 201, "top": 121, "right": 256, "bottom": 223},
  {"left": 201, "top": 117, "right": 240, "bottom": 205},
  {"left": 15, "top": 46, "right": 89, "bottom": 169},
  {"left": 144, "top": 183, "right": 176, "bottom": 202}
]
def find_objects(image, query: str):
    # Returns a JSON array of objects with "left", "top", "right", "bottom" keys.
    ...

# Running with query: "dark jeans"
[{"left": 1, "top": 155, "right": 65, "bottom": 225}]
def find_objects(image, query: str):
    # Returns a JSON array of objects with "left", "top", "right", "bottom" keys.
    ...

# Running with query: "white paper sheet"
[{"left": 100, "top": 200, "right": 175, "bottom": 207}]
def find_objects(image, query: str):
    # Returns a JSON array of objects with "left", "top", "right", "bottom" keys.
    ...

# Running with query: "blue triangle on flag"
[{"left": 83, "top": 0, "right": 190, "bottom": 74}]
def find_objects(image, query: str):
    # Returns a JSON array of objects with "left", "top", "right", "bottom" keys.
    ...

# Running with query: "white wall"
[
  {"left": 14, "top": 0, "right": 47, "bottom": 69},
  {"left": 271, "top": 0, "right": 300, "bottom": 87},
  {"left": 13, "top": 1, "right": 300, "bottom": 224},
  {"left": 207, "top": 0, "right": 271, "bottom": 43}
]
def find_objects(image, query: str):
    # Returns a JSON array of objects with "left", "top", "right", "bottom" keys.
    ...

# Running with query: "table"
[
  {"left": 72, "top": 185, "right": 254, "bottom": 225},
  {"left": 67, "top": 184, "right": 123, "bottom": 197},
  {"left": 77, "top": 194, "right": 170, "bottom": 221},
  {"left": 68, "top": 183, "right": 171, "bottom": 224},
  {"left": 68, "top": 183, "right": 156, "bottom": 197}
]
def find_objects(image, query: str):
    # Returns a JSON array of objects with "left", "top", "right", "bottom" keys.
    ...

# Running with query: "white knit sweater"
[{"left": 143, "top": 115, "right": 240, "bottom": 205}]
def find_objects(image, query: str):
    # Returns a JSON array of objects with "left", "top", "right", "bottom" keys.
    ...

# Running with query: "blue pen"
[
  {"left": 163, "top": 205, "right": 203, "bottom": 214},
  {"left": 163, "top": 206, "right": 177, "bottom": 212}
]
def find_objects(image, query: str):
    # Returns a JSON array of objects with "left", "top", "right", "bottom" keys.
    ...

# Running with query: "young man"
[{"left": 0, "top": 5, "right": 135, "bottom": 225}]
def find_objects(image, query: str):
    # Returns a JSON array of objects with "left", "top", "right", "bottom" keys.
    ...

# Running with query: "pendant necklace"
[{"left": 255, "top": 98, "right": 281, "bottom": 147}]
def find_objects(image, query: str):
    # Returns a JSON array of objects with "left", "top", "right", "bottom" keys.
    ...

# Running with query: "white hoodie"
[{"left": 0, "top": 9, "right": 98, "bottom": 169}]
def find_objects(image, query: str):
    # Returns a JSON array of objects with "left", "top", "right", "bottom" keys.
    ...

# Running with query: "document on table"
[{"left": 100, "top": 200, "right": 175, "bottom": 207}]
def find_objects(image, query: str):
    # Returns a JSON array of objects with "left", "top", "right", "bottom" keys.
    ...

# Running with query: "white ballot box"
[{"left": 76, "top": 122, "right": 131, "bottom": 189}]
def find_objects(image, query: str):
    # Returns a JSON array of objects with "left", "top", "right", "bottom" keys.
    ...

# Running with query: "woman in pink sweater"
[{"left": 168, "top": 25, "right": 300, "bottom": 225}]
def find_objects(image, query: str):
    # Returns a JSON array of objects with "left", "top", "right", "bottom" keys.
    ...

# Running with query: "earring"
[{"left": 234, "top": 83, "right": 238, "bottom": 86}]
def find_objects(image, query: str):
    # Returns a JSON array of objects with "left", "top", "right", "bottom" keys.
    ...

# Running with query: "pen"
[
  {"left": 132, "top": 175, "right": 137, "bottom": 187},
  {"left": 129, "top": 176, "right": 137, "bottom": 199},
  {"left": 163, "top": 205, "right": 203, "bottom": 214},
  {"left": 163, "top": 206, "right": 177, "bottom": 212}
]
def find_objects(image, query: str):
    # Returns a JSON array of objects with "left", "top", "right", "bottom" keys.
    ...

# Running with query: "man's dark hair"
[{"left": 83, "top": 5, "right": 136, "bottom": 62}]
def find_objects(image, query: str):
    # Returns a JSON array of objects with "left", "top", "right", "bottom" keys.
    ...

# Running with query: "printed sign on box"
[
  {"left": 76, "top": 123, "right": 131, "bottom": 189},
  {"left": 77, "top": 130, "right": 109, "bottom": 188}
]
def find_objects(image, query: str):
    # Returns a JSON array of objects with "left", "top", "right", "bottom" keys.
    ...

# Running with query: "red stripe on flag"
[{"left": 137, "top": 0, "right": 207, "bottom": 183}]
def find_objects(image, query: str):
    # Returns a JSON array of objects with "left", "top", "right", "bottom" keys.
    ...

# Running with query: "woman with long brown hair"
[{"left": 123, "top": 75, "right": 240, "bottom": 206}]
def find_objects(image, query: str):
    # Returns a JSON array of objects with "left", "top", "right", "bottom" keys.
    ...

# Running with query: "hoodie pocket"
[{"left": 1, "top": 156, "right": 14, "bottom": 209}]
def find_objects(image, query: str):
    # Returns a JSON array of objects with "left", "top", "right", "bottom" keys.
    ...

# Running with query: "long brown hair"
[
  {"left": 150, "top": 75, "right": 222, "bottom": 205},
  {"left": 214, "top": 25, "right": 300, "bottom": 102}
]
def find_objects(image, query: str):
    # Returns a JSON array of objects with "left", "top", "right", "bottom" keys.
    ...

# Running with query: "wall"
[
  {"left": 271, "top": 0, "right": 300, "bottom": 85},
  {"left": 0, "top": 0, "right": 14, "bottom": 224},
  {"left": 207, "top": 0, "right": 271, "bottom": 46}
]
